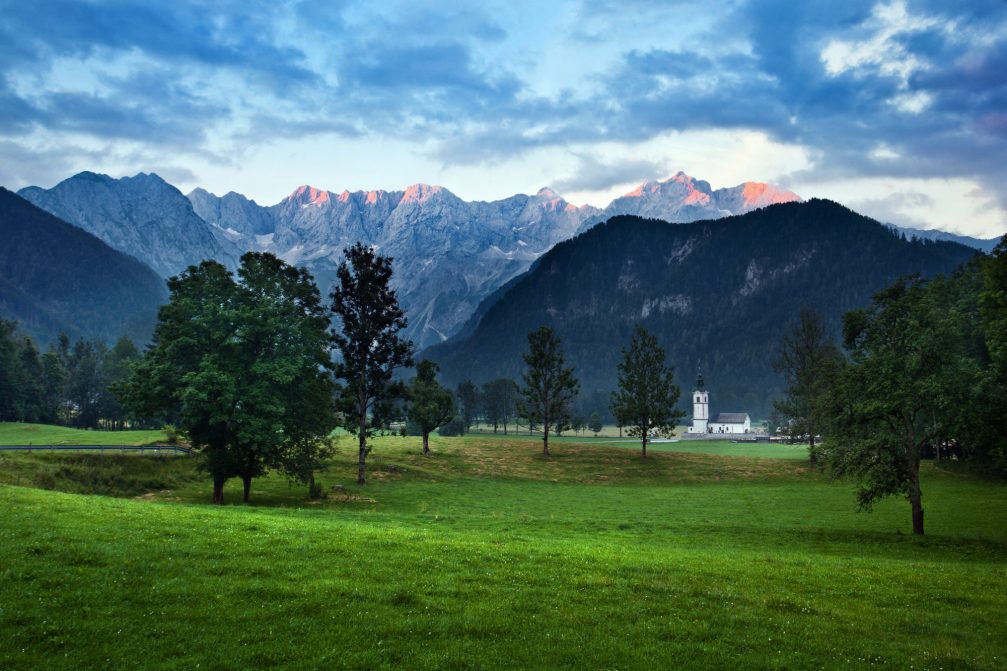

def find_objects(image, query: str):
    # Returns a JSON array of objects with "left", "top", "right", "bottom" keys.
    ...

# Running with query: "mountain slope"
[
  {"left": 18, "top": 172, "right": 239, "bottom": 277},
  {"left": 425, "top": 200, "right": 978, "bottom": 417},
  {"left": 0, "top": 188, "right": 167, "bottom": 344}
]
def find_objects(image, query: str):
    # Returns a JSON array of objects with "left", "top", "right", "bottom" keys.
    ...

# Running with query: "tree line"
[
  {"left": 0, "top": 322, "right": 140, "bottom": 429},
  {"left": 772, "top": 241, "right": 1007, "bottom": 535}
]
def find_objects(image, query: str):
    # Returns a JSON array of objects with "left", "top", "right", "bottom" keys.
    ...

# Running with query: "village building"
[{"left": 687, "top": 374, "right": 751, "bottom": 434}]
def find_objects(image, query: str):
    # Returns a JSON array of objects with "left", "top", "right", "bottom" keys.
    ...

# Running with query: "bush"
[
  {"left": 437, "top": 418, "right": 466, "bottom": 437},
  {"left": 163, "top": 425, "right": 181, "bottom": 445}
]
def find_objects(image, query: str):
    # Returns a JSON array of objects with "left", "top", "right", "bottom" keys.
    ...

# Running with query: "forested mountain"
[
  {"left": 425, "top": 200, "right": 979, "bottom": 418},
  {"left": 18, "top": 172, "right": 240, "bottom": 276},
  {"left": 0, "top": 188, "right": 167, "bottom": 345}
]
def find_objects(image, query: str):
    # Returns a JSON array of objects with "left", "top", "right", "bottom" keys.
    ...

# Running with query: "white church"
[{"left": 687, "top": 373, "right": 751, "bottom": 435}]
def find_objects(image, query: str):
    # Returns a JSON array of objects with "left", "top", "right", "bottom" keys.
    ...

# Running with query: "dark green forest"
[
  {"left": 0, "top": 188, "right": 167, "bottom": 345},
  {"left": 426, "top": 200, "right": 979, "bottom": 417},
  {"left": 0, "top": 320, "right": 140, "bottom": 428}
]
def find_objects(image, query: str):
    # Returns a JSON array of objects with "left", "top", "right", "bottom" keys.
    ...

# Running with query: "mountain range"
[
  {"left": 425, "top": 199, "right": 981, "bottom": 417},
  {"left": 17, "top": 171, "right": 808, "bottom": 348}
]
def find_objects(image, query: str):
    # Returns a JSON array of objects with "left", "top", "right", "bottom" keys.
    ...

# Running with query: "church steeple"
[{"left": 690, "top": 371, "right": 709, "bottom": 434}]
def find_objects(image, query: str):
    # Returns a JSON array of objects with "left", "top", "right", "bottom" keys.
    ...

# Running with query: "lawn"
[
  {"left": 0, "top": 433, "right": 1004, "bottom": 670},
  {"left": 0, "top": 422, "right": 169, "bottom": 446}
]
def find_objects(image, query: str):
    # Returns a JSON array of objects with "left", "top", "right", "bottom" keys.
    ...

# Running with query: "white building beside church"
[{"left": 687, "top": 374, "right": 751, "bottom": 435}]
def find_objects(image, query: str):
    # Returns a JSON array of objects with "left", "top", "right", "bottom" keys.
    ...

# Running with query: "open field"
[
  {"left": 467, "top": 426, "right": 808, "bottom": 459},
  {"left": 0, "top": 422, "right": 169, "bottom": 446},
  {"left": 1, "top": 432, "right": 1005, "bottom": 669}
]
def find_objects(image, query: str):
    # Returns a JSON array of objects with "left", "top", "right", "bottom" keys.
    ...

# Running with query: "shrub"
[
  {"left": 437, "top": 418, "right": 466, "bottom": 437},
  {"left": 163, "top": 425, "right": 180, "bottom": 445}
]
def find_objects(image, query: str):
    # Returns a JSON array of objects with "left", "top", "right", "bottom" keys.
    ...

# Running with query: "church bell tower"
[{"left": 691, "top": 373, "right": 709, "bottom": 434}]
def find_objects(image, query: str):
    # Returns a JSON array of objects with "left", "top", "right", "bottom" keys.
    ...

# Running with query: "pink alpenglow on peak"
[
  {"left": 290, "top": 185, "right": 331, "bottom": 206},
  {"left": 401, "top": 183, "right": 445, "bottom": 204},
  {"left": 739, "top": 182, "right": 801, "bottom": 208}
]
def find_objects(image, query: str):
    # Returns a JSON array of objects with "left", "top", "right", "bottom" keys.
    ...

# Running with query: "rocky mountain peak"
[
  {"left": 401, "top": 183, "right": 447, "bottom": 204},
  {"left": 288, "top": 185, "right": 331, "bottom": 206}
]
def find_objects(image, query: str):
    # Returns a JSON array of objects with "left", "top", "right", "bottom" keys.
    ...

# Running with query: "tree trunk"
[
  {"left": 808, "top": 431, "right": 817, "bottom": 465},
  {"left": 642, "top": 432, "right": 648, "bottom": 459},
  {"left": 910, "top": 488, "right": 924, "bottom": 535},
  {"left": 308, "top": 471, "right": 316, "bottom": 498},
  {"left": 242, "top": 475, "right": 252, "bottom": 503},
  {"left": 542, "top": 420, "right": 550, "bottom": 457},
  {"left": 905, "top": 418, "right": 924, "bottom": 536},
  {"left": 357, "top": 430, "right": 367, "bottom": 485},
  {"left": 212, "top": 476, "right": 225, "bottom": 505},
  {"left": 422, "top": 431, "right": 430, "bottom": 456}
]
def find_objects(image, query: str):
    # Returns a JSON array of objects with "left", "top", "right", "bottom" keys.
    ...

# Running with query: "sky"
[{"left": 0, "top": 0, "right": 1005, "bottom": 237}]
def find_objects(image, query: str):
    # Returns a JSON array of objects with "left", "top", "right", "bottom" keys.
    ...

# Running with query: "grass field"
[
  {"left": 0, "top": 422, "right": 168, "bottom": 446},
  {"left": 1, "top": 432, "right": 1005, "bottom": 669}
]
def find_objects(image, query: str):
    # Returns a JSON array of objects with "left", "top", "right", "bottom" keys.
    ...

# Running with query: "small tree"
[
  {"left": 407, "top": 360, "right": 455, "bottom": 455},
  {"left": 519, "top": 326, "right": 579, "bottom": 457},
  {"left": 610, "top": 324, "right": 684, "bottom": 458},
  {"left": 589, "top": 412, "right": 603, "bottom": 437},
  {"left": 772, "top": 307, "right": 843, "bottom": 463},
  {"left": 482, "top": 378, "right": 518, "bottom": 434},
  {"left": 456, "top": 380, "right": 479, "bottom": 432},
  {"left": 331, "top": 243, "right": 413, "bottom": 484}
]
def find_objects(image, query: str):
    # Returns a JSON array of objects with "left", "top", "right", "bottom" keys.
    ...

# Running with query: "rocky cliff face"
[{"left": 19, "top": 172, "right": 240, "bottom": 277}]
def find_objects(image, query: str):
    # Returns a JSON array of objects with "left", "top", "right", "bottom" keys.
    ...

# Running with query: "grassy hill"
[{"left": 1, "top": 434, "right": 1005, "bottom": 669}]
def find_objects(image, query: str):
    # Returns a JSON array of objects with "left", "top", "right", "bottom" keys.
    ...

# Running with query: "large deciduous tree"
[
  {"left": 519, "top": 326, "right": 579, "bottom": 457},
  {"left": 823, "top": 276, "right": 969, "bottom": 535},
  {"left": 406, "top": 360, "right": 455, "bottom": 456},
  {"left": 772, "top": 307, "right": 844, "bottom": 463},
  {"left": 330, "top": 243, "right": 414, "bottom": 484},
  {"left": 123, "top": 253, "right": 334, "bottom": 504},
  {"left": 610, "top": 324, "right": 684, "bottom": 458},
  {"left": 978, "top": 240, "right": 1007, "bottom": 470}
]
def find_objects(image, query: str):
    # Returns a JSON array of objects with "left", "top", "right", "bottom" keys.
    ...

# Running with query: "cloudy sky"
[{"left": 1, "top": 0, "right": 1005, "bottom": 236}]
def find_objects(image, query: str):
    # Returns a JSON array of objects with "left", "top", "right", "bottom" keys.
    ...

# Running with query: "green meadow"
[
  {"left": 0, "top": 422, "right": 168, "bottom": 446},
  {"left": 1, "top": 430, "right": 1005, "bottom": 669}
]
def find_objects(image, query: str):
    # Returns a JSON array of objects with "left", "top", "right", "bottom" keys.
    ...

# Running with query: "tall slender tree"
[
  {"left": 407, "top": 360, "right": 455, "bottom": 455},
  {"left": 610, "top": 324, "right": 684, "bottom": 458},
  {"left": 456, "top": 380, "right": 479, "bottom": 433},
  {"left": 330, "top": 243, "right": 414, "bottom": 484},
  {"left": 772, "top": 307, "right": 844, "bottom": 463},
  {"left": 482, "top": 378, "right": 518, "bottom": 434},
  {"left": 519, "top": 326, "right": 579, "bottom": 457}
]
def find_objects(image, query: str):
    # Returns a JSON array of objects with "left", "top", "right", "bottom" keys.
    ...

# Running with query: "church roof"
[{"left": 713, "top": 413, "right": 749, "bottom": 424}]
